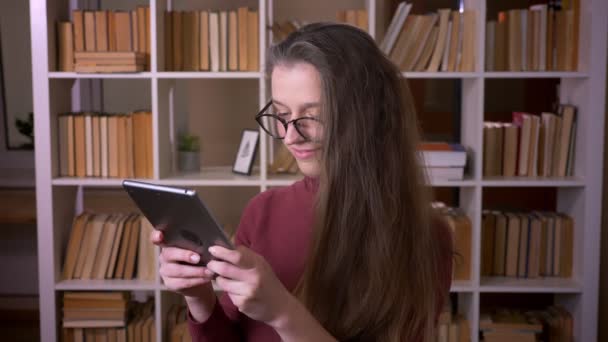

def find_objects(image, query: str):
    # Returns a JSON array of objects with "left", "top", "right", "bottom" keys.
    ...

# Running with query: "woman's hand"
[
  {"left": 207, "top": 245, "right": 293, "bottom": 327},
  {"left": 151, "top": 230, "right": 215, "bottom": 298}
]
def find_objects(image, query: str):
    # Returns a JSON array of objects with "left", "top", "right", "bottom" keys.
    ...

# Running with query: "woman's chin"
[{"left": 295, "top": 159, "right": 321, "bottom": 178}]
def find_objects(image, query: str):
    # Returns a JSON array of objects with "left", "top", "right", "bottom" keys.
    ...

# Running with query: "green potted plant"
[{"left": 178, "top": 133, "right": 201, "bottom": 172}]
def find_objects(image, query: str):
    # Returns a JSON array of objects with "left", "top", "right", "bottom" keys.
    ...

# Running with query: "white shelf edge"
[
  {"left": 402, "top": 72, "right": 480, "bottom": 79},
  {"left": 155, "top": 71, "right": 263, "bottom": 79},
  {"left": 481, "top": 177, "right": 585, "bottom": 187},
  {"left": 483, "top": 71, "right": 588, "bottom": 79},
  {"left": 479, "top": 277, "right": 582, "bottom": 293},
  {"left": 450, "top": 280, "right": 475, "bottom": 292},
  {"left": 55, "top": 279, "right": 157, "bottom": 291},
  {"left": 48, "top": 72, "right": 153, "bottom": 79}
]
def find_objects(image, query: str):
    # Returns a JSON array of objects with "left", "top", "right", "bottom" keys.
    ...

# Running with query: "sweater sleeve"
[{"left": 187, "top": 195, "right": 261, "bottom": 341}]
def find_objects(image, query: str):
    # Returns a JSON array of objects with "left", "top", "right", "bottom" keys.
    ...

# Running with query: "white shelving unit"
[{"left": 30, "top": 0, "right": 607, "bottom": 341}]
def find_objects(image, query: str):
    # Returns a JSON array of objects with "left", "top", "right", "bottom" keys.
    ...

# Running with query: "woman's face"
[{"left": 271, "top": 62, "right": 323, "bottom": 178}]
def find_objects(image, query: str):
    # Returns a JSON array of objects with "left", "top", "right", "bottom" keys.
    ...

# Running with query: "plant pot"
[{"left": 178, "top": 151, "right": 200, "bottom": 172}]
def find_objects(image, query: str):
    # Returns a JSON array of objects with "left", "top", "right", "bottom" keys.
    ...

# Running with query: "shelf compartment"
[
  {"left": 155, "top": 72, "right": 262, "bottom": 79},
  {"left": 479, "top": 276, "right": 582, "bottom": 293},
  {"left": 48, "top": 72, "right": 153, "bottom": 79},
  {"left": 403, "top": 72, "right": 480, "bottom": 79},
  {"left": 55, "top": 279, "right": 157, "bottom": 291},
  {"left": 160, "top": 166, "right": 262, "bottom": 186},
  {"left": 481, "top": 177, "right": 585, "bottom": 187}
]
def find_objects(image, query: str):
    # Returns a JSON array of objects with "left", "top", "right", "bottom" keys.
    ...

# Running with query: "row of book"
[
  {"left": 62, "top": 213, "right": 156, "bottom": 281},
  {"left": 166, "top": 304, "right": 192, "bottom": 342},
  {"left": 486, "top": 3, "right": 579, "bottom": 72},
  {"left": 382, "top": 2, "right": 476, "bottom": 72},
  {"left": 58, "top": 111, "right": 153, "bottom": 179},
  {"left": 480, "top": 306, "right": 572, "bottom": 342},
  {"left": 435, "top": 299, "right": 469, "bottom": 342},
  {"left": 164, "top": 8, "right": 259, "bottom": 72},
  {"left": 433, "top": 202, "right": 471, "bottom": 281},
  {"left": 57, "top": 7, "right": 151, "bottom": 72},
  {"left": 483, "top": 105, "right": 577, "bottom": 178},
  {"left": 419, "top": 142, "right": 467, "bottom": 182},
  {"left": 481, "top": 210, "right": 573, "bottom": 279},
  {"left": 62, "top": 293, "right": 155, "bottom": 341}
]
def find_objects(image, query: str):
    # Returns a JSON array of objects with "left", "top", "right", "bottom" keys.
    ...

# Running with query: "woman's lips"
[{"left": 290, "top": 148, "right": 319, "bottom": 160}]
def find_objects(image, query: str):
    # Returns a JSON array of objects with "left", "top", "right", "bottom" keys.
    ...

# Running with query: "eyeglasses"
[{"left": 255, "top": 101, "right": 323, "bottom": 142}]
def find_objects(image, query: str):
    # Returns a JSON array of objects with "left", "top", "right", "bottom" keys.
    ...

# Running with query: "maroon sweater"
[{"left": 188, "top": 177, "right": 453, "bottom": 341}]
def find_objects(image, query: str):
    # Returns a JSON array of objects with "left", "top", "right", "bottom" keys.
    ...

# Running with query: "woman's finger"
[
  {"left": 159, "top": 262, "right": 214, "bottom": 279},
  {"left": 160, "top": 246, "right": 201, "bottom": 265},
  {"left": 150, "top": 230, "right": 164, "bottom": 244},
  {"left": 206, "top": 260, "right": 247, "bottom": 280},
  {"left": 215, "top": 276, "right": 250, "bottom": 296},
  {"left": 208, "top": 245, "right": 252, "bottom": 267}
]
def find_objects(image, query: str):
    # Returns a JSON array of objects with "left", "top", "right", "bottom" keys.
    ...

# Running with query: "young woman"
[{"left": 152, "top": 23, "right": 453, "bottom": 341}]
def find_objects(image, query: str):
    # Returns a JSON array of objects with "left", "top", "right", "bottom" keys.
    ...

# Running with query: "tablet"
[{"left": 122, "top": 180, "right": 234, "bottom": 266}]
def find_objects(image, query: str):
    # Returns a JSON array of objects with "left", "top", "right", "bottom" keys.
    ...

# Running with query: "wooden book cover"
[
  {"left": 100, "top": 115, "right": 108, "bottom": 178},
  {"left": 108, "top": 114, "right": 119, "bottom": 178},
  {"left": 526, "top": 9, "right": 535, "bottom": 71},
  {"left": 453, "top": 212, "right": 472, "bottom": 280},
  {"left": 95, "top": 11, "right": 108, "bottom": 52},
  {"left": 145, "top": 6, "right": 151, "bottom": 67},
  {"left": 247, "top": 10, "right": 259, "bottom": 72},
  {"left": 459, "top": 10, "right": 476, "bottom": 72},
  {"left": 172, "top": 11, "right": 183, "bottom": 71},
  {"left": 481, "top": 211, "right": 496, "bottom": 276},
  {"left": 542, "top": 213, "right": 556, "bottom": 276},
  {"left": 356, "top": 9, "right": 368, "bottom": 32},
  {"left": 483, "top": 123, "right": 498, "bottom": 177},
  {"left": 137, "top": 6, "right": 147, "bottom": 54},
  {"left": 413, "top": 26, "right": 438, "bottom": 71},
  {"left": 517, "top": 214, "right": 530, "bottom": 278},
  {"left": 539, "top": 113, "right": 555, "bottom": 176},
  {"left": 106, "top": 214, "right": 129, "bottom": 279},
  {"left": 64, "top": 298, "right": 128, "bottom": 310},
  {"left": 446, "top": 11, "right": 461, "bottom": 72},
  {"left": 80, "top": 214, "right": 108, "bottom": 279},
  {"left": 108, "top": 11, "right": 117, "bottom": 52},
  {"left": 526, "top": 114, "right": 540, "bottom": 177},
  {"left": 493, "top": 123, "right": 504, "bottom": 176},
  {"left": 84, "top": 11, "right": 96, "bottom": 52},
  {"left": 91, "top": 115, "right": 101, "bottom": 177},
  {"left": 555, "top": 105, "right": 576, "bottom": 177},
  {"left": 181, "top": 12, "right": 193, "bottom": 70},
  {"left": 114, "top": 214, "right": 135, "bottom": 279},
  {"left": 388, "top": 16, "right": 415, "bottom": 67},
  {"left": 219, "top": 11, "right": 228, "bottom": 71},
  {"left": 63, "top": 309, "right": 126, "bottom": 321},
  {"left": 527, "top": 214, "right": 542, "bottom": 278},
  {"left": 125, "top": 114, "right": 134, "bottom": 178},
  {"left": 84, "top": 114, "right": 93, "bottom": 177},
  {"left": 74, "top": 64, "right": 144, "bottom": 73},
  {"left": 123, "top": 216, "right": 141, "bottom": 279},
  {"left": 427, "top": 9, "right": 450, "bottom": 72},
  {"left": 209, "top": 12, "right": 220, "bottom": 72},
  {"left": 191, "top": 11, "right": 201, "bottom": 71},
  {"left": 57, "top": 114, "right": 70, "bottom": 176},
  {"left": 114, "top": 11, "right": 132, "bottom": 51},
  {"left": 237, "top": 7, "right": 249, "bottom": 71},
  {"left": 507, "top": 9, "right": 522, "bottom": 71},
  {"left": 144, "top": 112, "right": 153, "bottom": 178},
  {"left": 74, "top": 113, "right": 86, "bottom": 178},
  {"left": 550, "top": 115, "right": 563, "bottom": 177},
  {"left": 73, "top": 10, "right": 85, "bottom": 52},
  {"left": 62, "top": 213, "right": 90, "bottom": 279},
  {"left": 504, "top": 213, "right": 521, "bottom": 277},
  {"left": 501, "top": 123, "right": 517, "bottom": 176},
  {"left": 117, "top": 115, "right": 128, "bottom": 178},
  {"left": 137, "top": 216, "right": 155, "bottom": 281},
  {"left": 493, "top": 212, "right": 508, "bottom": 276},
  {"left": 117, "top": 327, "right": 127, "bottom": 342},
  {"left": 130, "top": 10, "right": 139, "bottom": 54},
  {"left": 199, "top": 11, "right": 210, "bottom": 71},
  {"left": 402, "top": 14, "right": 436, "bottom": 71},
  {"left": 131, "top": 112, "right": 143, "bottom": 178},
  {"left": 107, "top": 328, "right": 117, "bottom": 342},
  {"left": 228, "top": 11, "right": 239, "bottom": 71},
  {"left": 494, "top": 12, "right": 507, "bottom": 71},
  {"left": 552, "top": 214, "right": 563, "bottom": 276},
  {"left": 93, "top": 214, "right": 118, "bottom": 279},
  {"left": 486, "top": 21, "right": 495, "bottom": 71},
  {"left": 64, "top": 291, "right": 129, "bottom": 301},
  {"left": 164, "top": 11, "right": 173, "bottom": 70},
  {"left": 546, "top": 7, "right": 554, "bottom": 70},
  {"left": 345, "top": 9, "right": 357, "bottom": 27},
  {"left": 512, "top": 112, "right": 531, "bottom": 176},
  {"left": 58, "top": 22, "right": 74, "bottom": 71},
  {"left": 67, "top": 114, "right": 75, "bottom": 176}
]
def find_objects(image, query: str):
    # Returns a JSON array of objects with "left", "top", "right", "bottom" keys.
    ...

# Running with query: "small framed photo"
[{"left": 232, "top": 129, "right": 260, "bottom": 175}]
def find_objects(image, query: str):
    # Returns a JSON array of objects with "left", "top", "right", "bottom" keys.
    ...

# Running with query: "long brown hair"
[{"left": 267, "top": 23, "right": 449, "bottom": 341}]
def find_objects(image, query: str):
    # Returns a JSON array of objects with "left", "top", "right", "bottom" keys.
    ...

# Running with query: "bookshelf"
[{"left": 30, "top": 0, "right": 607, "bottom": 341}]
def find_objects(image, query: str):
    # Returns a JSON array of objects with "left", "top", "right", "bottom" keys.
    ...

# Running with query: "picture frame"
[{"left": 232, "top": 129, "right": 259, "bottom": 175}]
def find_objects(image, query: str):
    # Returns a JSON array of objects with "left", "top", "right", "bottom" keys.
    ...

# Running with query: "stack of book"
[
  {"left": 433, "top": 202, "right": 472, "bottom": 281},
  {"left": 57, "top": 7, "right": 151, "bottom": 72},
  {"left": 381, "top": 2, "right": 476, "bottom": 72},
  {"left": 164, "top": 7, "right": 259, "bottom": 72},
  {"left": 418, "top": 142, "right": 467, "bottom": 182},
  {"left": 62, "top": 295, "right": 155, "bottom": 341},
  {"left": 165, "top": 304, "right": 191, "bottom": 342},
  {"left": 57, "top": 111, "right": 153, "bottom": 179},
  {"left": 486, "top": 3, "right": 579, "bottom": 72},
  {"left": 435, "top": 297, "right": 470, "bottom": 342},
  {"left": 269, "top": 144, "right": 299, "bottom": 175},
  {"left": 480, "top": 306, "right": 572, "bottom": 342},
  {"left": 481, "top": 210, "right": 573, "bottom": 279},
  {"left": 61, "top": 212, "right": 156, "bottom": 281},
  {"left": 483, "top": 104, "right": 577, "bottom": 178},
  {"left": 271, "top": 9, "right": 368, "bottom": 43}
]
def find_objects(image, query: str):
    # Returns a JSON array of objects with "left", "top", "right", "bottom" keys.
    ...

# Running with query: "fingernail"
[
  {"left": 190, "top": 254, "right": 200, "bottom": 263},
  {"left": 205, "top": 269, "right": 214, "bottom": 276},
  {"left": 208, "top": 246, "right": 216, "bottom": 254}
]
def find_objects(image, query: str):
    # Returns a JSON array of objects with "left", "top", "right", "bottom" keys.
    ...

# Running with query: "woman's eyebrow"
[{"left": 272, "top": 99, "right": 321, "bottom": 111}]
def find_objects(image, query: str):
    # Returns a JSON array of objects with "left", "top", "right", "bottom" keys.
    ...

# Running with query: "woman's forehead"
[{"left": 271, "top": 63, "right": 322, "bottom": 108}]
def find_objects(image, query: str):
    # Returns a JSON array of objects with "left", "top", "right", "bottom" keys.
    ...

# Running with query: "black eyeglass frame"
[{"left": 255, "top": 101, "right": 323, "bottom": 142}]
